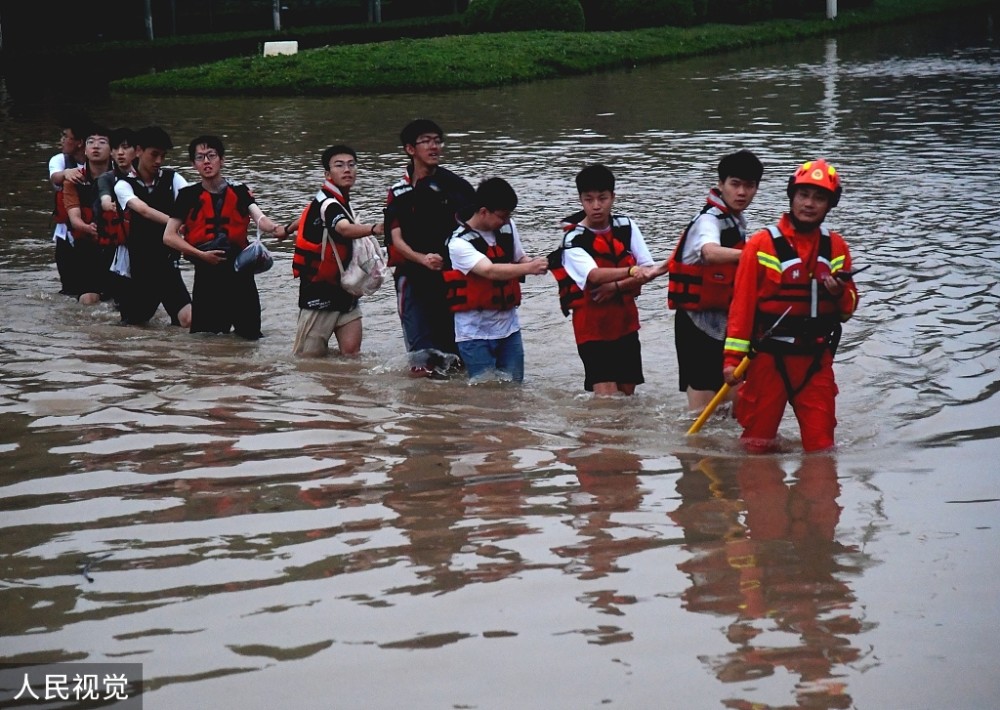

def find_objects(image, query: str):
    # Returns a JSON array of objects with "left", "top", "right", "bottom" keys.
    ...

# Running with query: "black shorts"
[
  {"left": 119, "top": 257, "right": 191, "bottom": 325},
  {"left": 675, "top": 308, "right": 724, "bottom": 392},
  {"left": 73, "top": 242, "right": 116, "bottom": 299},
  {"left": 160, "top": 261, "right": 192, "bottom": 323},
  {"left": 577, "top": 331, "right": 644, "bottom": 391}
]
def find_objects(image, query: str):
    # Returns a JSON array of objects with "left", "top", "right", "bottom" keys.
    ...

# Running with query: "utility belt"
[{"left": 754, "top": 314, "right": 841, "bottom": 357}]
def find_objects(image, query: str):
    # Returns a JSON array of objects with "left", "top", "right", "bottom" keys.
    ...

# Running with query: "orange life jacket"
[
  {"left": 67, "top": 166, "right": 129, "bottom": 247},
  {"left": 292, "top": 188, "right": 352, "bottom": 285},
  {"left": 548, "top": 212, "right": 638, "bottom": 316},
  {"left": 50, "top": 154, "right": 81, "bottom": 225},
  {"left": 754, "top": 225, "right": 842, "bottom": 355},
  {"left": 443, "top": 223, "right": 522, "bottom": 312},
  {"left": 53, "top": 190, "right": 69, "bottom": 224},
  {"left": 182, "top": 182, "right": 251, "bottom": 250},
  {"left": 666, "top": 190, "right": 745, "bottom": 311}
]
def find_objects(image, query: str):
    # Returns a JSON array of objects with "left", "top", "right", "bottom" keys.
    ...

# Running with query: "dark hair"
[
  {"left": 400, "top": 118, "right": 443, "bottom": 147},
  {"left": 110, "top": 127, "right": 136, "bottom": 148},
  {"left": 575, "top": 164, "right": 615, "bottom": 194},
  {"left": 135, "top": 126, "right": 173, "bottom": 151},
  {"left": 87, "top": 124, "right": 113, "bottom": 141},
  {"left": 59, "top": 110, "right": 92, "bottom": 143},
  {"left": 321, "top": 144, "right": 358, "bottom": 171},
  {"left": 188, "top": 135, "right": 225, "bottom": 161},
  {"left": 475, "top": 177, "right": 518, "bottom": 212},
  {"left": 718, "top": 149, "right": 764, "bottom": 183}
]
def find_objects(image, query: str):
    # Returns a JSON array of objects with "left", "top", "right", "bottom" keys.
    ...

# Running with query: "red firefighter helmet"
[{"left": 786, "top": 159, "right": 842, "bottom": 207}]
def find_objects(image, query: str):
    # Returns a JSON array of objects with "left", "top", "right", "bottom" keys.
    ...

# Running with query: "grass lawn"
[{"left": 110, "top": 0, "right": 991, "bottom": 96}]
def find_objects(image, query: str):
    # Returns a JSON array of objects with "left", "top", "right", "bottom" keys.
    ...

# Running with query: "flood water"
[{"left": 2, "top": 11, "right": 999, "bottom": 709}]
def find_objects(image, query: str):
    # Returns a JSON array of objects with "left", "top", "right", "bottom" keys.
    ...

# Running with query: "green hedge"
[
  {"left": 581, "top": 0, "right": 706, "bottom": 29},
  {"left": 464, "top": 0, "right": 586, "bottom": 32}
]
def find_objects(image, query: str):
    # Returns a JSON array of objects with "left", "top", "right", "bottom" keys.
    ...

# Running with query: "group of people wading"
[{"left": 46, "top": 116, "right": 858, "bottom": 453}]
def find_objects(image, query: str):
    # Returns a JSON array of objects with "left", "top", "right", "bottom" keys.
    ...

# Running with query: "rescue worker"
[
  {"left": 667, "top": 150, "right": 763, "bottom": 410},
  {"left": 443, "top": 177, "right": 548, "bottom": 382},
  {"left": 723, "top": 159, "right": 859, "bottom": 452}
]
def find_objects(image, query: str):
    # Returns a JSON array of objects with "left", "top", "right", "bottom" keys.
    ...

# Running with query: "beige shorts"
[{"left": 292, "top": 305, "right": 362, "bottom": 356}]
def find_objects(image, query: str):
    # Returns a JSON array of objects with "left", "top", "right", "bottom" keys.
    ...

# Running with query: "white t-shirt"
[
  {"left": 680, "top": 210, "right": 748, "bottom": 264},
  {"left": 678, "top": 202, "right": 748, "bottom": 341},
  {"left": 448, "top": 219, "right": 527, "bottom": 343},
  {"left": 49, "top": 153, "right": 77, "bottom": 242},
  {"left": 115, "top": 169, "right": 188, "bottom": 210},
  {"left": 562, "top": 218, "right": 654, "bottom": 290}
]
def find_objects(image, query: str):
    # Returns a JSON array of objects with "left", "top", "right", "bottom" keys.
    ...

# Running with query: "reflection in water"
[
  {"left": 820, "top": 39, "right": 839, "bottom": 139},
  {"left": 671, "top": 454, "right": 870, "bottom": 709}
]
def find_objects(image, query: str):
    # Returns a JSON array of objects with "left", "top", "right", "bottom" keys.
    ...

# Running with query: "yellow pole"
[{"left": 686, "top": 355, "right": 751, "bottom": 435}]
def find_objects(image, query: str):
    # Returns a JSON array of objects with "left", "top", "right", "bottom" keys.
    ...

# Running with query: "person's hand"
[
  {"left": 372, "top": 222, "right": 385, "bottom": 237},
  {"left": 80, "top": 222, "right": 98, "bottom": 239},
  {"left": 633, "top": 265, "right": 660, "bottom": 283},
  {"left": 422, "top": 253, "right": 443, "bottom": 271},
  {"left": 821, "top": 274, "right": 843, "bottom": 297},
  {"left": 723, "top": 365, "right": 740, "bottom": 387},
  {"left": 271, "top": 223, "right": 288, "bottom": 241},
  {"left": 198, "top": 249, "right": 227, "bottom": 266},
  {"left": 65, "top": 167, "right": 85, "bottom": 184},
  {"left": 524, "top": 256, "right": 548, "bottom": 276},
  {"left": 591, "top": 281, "right": 619, "bottom": 303}
]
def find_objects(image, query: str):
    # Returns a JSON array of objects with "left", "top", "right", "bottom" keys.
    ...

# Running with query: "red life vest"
[
  {"left": 754, "top": 224, "right": 841, "bottom": 355},
  {"left": 292, "top": 187, "right": 352, "bottom": 285},
  {"left": 666, "top": 190, "right": 745, "bottom": 311},
  {"left": 51, "top": 154, "right": 81, "bottom": 225},
  {"left": 182, "top": 183, "right": 251, "bottom": 250},
  {"left": 443, "top": 224, "right": 522, "bottom": 312},
  {"left": 67, "top": 166, "right": 129, "bottom": 247},
  {"left": 549, "top": 212, "right": 638, "bottom": 316},
  {"left": 550, "top": 213, "right": 641, "bottom": 345},
  {"left": 98, "top": 207, "right": 130, "bottom": 247},
  {"left": 52, "top": 191, "right": 69, "bottom": 224}
]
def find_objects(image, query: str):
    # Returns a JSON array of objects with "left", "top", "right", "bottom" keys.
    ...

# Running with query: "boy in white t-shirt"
[{"left": 444, "top": 178, "right": 548, "bottom": 382}]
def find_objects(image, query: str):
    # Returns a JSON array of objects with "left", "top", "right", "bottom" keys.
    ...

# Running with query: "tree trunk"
[{"left": 273, "top": 0, "right": 282, "bottom": 31}]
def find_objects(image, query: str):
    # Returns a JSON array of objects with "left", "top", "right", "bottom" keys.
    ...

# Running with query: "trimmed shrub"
[
  {"left": 463, "top": 0, "right": 499, "bottom": 31},
  {"left": 582, "top": 0, "right": 703, "bottom": 29},
  {"left": 465, "top": 0, "right": 586, "bottom": 32},
  {"left": 706, "top": 0, "right": 775, "bottom": 24}
]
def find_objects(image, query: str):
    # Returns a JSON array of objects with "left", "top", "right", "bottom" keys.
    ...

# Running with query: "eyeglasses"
[
  {"left": 85, "top": 137, "right": 109, "bottom": 146},
  {"left": 194, "top": 151, "right": 220, "bottom": 163},
  {"left": 415, "top": 137, "right": 444, "bottom": 147},
  {"left": 331, "top": 161, "right": 357, "bottom": 170}
]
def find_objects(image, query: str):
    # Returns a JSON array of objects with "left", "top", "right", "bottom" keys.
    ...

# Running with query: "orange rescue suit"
[{"left": 723, "top": 214, "right": 859, "bottom": 452}]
